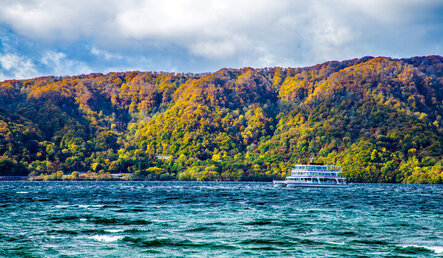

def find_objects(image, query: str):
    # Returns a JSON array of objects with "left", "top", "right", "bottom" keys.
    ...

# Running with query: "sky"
[{"left": 0, "top": 0, "right": 442, "bottom": 80}]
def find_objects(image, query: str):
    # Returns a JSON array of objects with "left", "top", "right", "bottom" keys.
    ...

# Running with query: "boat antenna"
[{"left": 309, "top": 155, "right": 315, "bottom": 164}]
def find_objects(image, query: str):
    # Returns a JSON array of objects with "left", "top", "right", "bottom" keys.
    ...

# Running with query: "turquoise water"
[{"left": 0, "top": 182, "right": 442, "bottom": 257}]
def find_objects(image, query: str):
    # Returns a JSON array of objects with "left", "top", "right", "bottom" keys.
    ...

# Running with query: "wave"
[
  {"left": 90, "top": 217, "right": 152, "bottom": 225},
  {"left": 78, "top": 204, "right": 104, "bottom": 208},
  {"left": 122, "top": 237, "right": 236, "bottom": 250},
  {"left": 429, "top": 246, "right": 443, "bottom": 253},
  {"left": 95, "top": 228, "right": 149, "bottom": 234},
  {"left": 123, "top": 228, "right": 149, "bottom": 233},
  {"left": 298, "top": 238, "right": 326, "bottom": 246},
  {"left": 211, "top": 221, "right": 227, "bottom": 226},
  {"left": 334, "top": 231, "right": 358, "bottom": 236},
  {"left": 49, "top": 215, "right": 91, "bottom": 223},
  {"left": 249, "top": 246, "right": 282, "bottom": 251},
  {"left": 49, "top": 215, "right": 151, "bottom": 225},
  {"left": 351, "top": 239, "right": 390, "bottom": 245},
  {"left": 241, "top": 219, "right": 307, "bottom": 227},
  {"left": 55, "top": 205, "right": 71, "bottom": 208},
  {"left": 114, "top": 208, "right": 146, "bottom": 213},
  {"left": 88, "top": 235, "right": 124, "bottom": 242},
  {"left": 122, "top": 237, "right": 194, "bottom": 247},
  {"left": 81, "top": 229, "right": 106, "bottom": 234},
  {"left": 395, "top": 245, "right": 443, "bottom": 255},
  {"left": 240, "top": 239, "right": 293, "bottom": 247},
  {"left": 46, "top": 229, "right": 79, "bottom": 235},
  {"left": 240, "top": 237, "right": 327, "bottom": 247},
  {"left": 0, "top": 234, "right": 19, "bottom": 242},
  {"left": 242, "top": 219, "right": 273, "bottom": 226},
  {"left": 185, "top": 226, "right": 217, "bottom": 232},
  {"left": 104, "top": 229, "right": 125, "bottom": 233}
]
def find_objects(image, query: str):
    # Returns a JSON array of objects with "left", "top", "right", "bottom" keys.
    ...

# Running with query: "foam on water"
[
  {"left": 89, "top": 235, "right": 124, "bottom": 242},
  {"left": 105, "top": 229, "right": 125, "bottom": 233},
  {"left": 55, "top": 205, "right": 70, "bottom": 208},
  {"left": 429, "top": 246, "right": 443, "bottom": 254},
  {"left": 402, "top": 245, "right": 443, "bottom": 254},
  {"left": 78, "top": 204, "right": 104, "bottom": 208}
]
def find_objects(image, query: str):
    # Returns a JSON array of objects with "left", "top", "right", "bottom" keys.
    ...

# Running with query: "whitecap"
[
  {"left": 55, "top": 205, "right": 70, "bottom": 208},
  {"left": 105, "top": 229, "right": 125, "bottom": 233},
  {"left": 401, "top": 245, "right": 443, "bottom": 253},
  {"left": 328, "top": 241, "right": 346, "bottom": 245},
  {"left": 78, "top": 204, "right": 104, "bottom": 208},
  {"left": 16, "top": 191, "right": 29, "bottom": 194},
  {"left": 427, "top": 246, "right": 443, "bottom": 253},
  {"left": 89, "top": 235, "right": 124, "bottom": 242}
]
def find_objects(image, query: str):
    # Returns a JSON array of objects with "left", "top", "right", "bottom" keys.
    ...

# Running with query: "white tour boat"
[{"left": 273, "top": 160, "right": 352, "bottom": 188}]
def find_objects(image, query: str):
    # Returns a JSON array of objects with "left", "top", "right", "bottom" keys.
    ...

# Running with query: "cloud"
[
  {"left": 0, "top": 0, "right": 441, "bottom": 79},
  {"left": 40, "top": 51, "right": 92, "bottom": 76},
  {"left": 0, "top": 53, "right": 38, "bottom": 80},
  {"left": 91, "top": 47, "right": 123, "bottom": 61},
  {"left": 0, "top": 0, "right": 115, "bottom": 40},
  {"left": 189, "top": 37, "right": 246, "bottom": 59}
]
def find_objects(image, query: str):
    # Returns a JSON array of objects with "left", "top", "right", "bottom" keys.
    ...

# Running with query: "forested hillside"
[{"left": 0, "top": 56, "right": 442, "bottom": 183}]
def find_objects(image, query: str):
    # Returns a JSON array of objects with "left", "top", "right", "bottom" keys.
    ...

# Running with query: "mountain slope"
[{"left": 0, "top": 56, "right": 441, "bottom": 183}]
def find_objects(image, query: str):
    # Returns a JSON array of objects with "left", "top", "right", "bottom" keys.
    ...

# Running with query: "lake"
[{"left": 0, "top": 181, "right": 442, "bottom": 256}]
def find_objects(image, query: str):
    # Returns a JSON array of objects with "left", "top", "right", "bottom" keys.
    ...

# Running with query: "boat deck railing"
[
  {"left": 292, "top": 165, "right": 341, "bottom": 172},
  {"left": 287, "top": 175, "right": 346, "bottom": 179},
  {"left": 291, "top": 169, "right": 341, "bottom": 173}
]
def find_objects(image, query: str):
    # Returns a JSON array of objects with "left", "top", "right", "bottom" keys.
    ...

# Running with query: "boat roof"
[{"left": 292, "top": 164, "right": 341, "bottom": 170}]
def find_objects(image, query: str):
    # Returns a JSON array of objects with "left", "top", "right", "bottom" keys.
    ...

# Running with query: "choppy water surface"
[{"left": 0, "top": 182, "right": 441, "bottom": 257}]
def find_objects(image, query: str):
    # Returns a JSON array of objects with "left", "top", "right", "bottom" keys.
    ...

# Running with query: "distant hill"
[{"left": 0, "top": 56, "right": 442, "bottom": 183}]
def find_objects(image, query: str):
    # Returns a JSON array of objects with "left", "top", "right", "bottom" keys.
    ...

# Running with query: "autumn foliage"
[{"left": 0, "top": 56, "right": 442, "bottom": 183}]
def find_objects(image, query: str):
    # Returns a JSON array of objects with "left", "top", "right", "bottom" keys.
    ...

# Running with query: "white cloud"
[
  {"left": 0, "top": 0, "right": 115, "bottom": 40},
  {"left": 189, "top": 36, "right": 247, "bottom": 59},
  {"left": 0, "top": 50, "right": 93, "bottom": 80},
  {"left": 112, "top": 0, "right": 289, "bottom": 60},
  {"left": 0, "top": 0, "right": 441, "bottom": 76},
  {"left": 91, "top": 47, "right": 122, "bottom": 60},
  {"left": 0, "top": 53, "right": 38, "bottom": 80},
  {"left": 41, "top": 51, "right": 92, "bottom": 76}
]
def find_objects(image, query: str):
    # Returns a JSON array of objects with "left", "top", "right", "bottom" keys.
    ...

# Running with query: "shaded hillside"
[{"left": 0, "top": 56, "right": 442, "bottom": 183}]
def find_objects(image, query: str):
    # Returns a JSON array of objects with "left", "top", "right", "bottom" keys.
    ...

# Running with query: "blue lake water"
[{"left": 0, "top": 181, "right": 442, "bottom": 257}]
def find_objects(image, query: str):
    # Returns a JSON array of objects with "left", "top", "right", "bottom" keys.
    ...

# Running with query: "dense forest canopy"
[{"left": 0, "top": 56, "right": 442, "bottom": 183}]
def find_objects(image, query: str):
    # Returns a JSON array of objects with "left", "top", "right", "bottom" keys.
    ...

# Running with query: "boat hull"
[
  {"left": 273, "top": 181, "right": 287, "bottom": 187},
  {"left": 273, "top": 181, "right": 352, "bottom": 188},
  {"left": 286, "top": 182, "right": 352, "bottom": 188}
]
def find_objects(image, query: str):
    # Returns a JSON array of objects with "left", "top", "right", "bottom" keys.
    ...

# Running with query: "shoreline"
[{"left": 0, "top": 178, "right": 442, "bottom": 185}]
